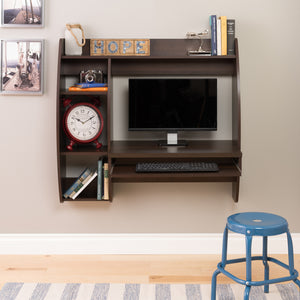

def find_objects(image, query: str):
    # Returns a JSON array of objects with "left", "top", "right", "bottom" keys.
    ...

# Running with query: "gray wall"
[{"left": 0, "top": 0, "right": 299, "bottom": 233}]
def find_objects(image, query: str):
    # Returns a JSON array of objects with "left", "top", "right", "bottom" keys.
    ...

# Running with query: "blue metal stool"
[{"left": 211, "top": 212, "right": 300, "bottom": 300}]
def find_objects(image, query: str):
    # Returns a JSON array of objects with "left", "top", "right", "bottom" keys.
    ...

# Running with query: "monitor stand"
[{"left": 158, "top": 132, "right": 187, "bottom": 147}]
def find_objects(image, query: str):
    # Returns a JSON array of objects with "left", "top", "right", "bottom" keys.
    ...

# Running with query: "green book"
[{"left": 97, "top": 159, "right": 103, "bottom": 200}]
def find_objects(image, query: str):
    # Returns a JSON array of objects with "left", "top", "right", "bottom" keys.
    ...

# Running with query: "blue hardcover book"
[
  {"left": 63, "top": 168, "right": 92, "bottom": 198},
  {"left": 210, "top": 15, "right": 217, "bottom": 56},
  {"left": 70, "top": 170, "right": 98, "bottom": 200},
  {"left": 97, "top": 159, "right": 103, "bottom": 200},
  {"left": 75, "top": 83, "right": 107, "bottom": 88}
]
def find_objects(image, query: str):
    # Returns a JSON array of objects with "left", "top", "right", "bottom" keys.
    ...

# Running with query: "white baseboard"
[{"left": 0, "top": 233, "right": 299, "bottom": 254}]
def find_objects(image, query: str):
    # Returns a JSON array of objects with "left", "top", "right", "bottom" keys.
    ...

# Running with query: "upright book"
[
  {"left": 97, "top": 159, "right": 104, "bottom": 200},
  {"left": 209, "top": 15, "right": 217, "bottom": 56},
  {"left": 217, "top": 18, "right": 222, "bottom": 56},
  {"left": 219, "top": 16, "right": 227, "bottom": 55},
  {"left": 227, "top": 19, "right": 235, "bottom": 55},
  {"left": 103, "top": 163, "right": 109, "bottom": 200}
]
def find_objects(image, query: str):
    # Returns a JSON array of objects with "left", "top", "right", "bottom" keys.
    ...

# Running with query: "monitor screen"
[{"left": 128, "top": 78, "right": 217, "bottom": 131}]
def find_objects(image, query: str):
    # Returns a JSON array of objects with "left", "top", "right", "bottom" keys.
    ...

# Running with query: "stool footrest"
[{"left": 217, "top": 256, "right": 299, "bottom": 286}]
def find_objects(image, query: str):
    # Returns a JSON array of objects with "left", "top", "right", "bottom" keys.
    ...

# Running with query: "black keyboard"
[{"left": 136, "top": 162, "right": 219, "bottom": 173}]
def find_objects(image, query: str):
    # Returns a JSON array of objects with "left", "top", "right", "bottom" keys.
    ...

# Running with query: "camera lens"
[{"left": 85, "top": 72, "right": 95, "bottom": 83}]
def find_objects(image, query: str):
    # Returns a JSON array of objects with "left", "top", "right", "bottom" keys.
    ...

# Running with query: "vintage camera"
[{"left": 80, "top": 70, "right": 103, "bottom": 83}]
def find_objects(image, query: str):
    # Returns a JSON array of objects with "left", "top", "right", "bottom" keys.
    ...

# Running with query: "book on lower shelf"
[
  {"left": 96, "top": 159, "right": 110, "bottom": 201},
  {"left": 103, "top": 163, "right": 109, "bottom": 200},
  {"left": 97, "top": 159, "right": 103, "bottom": 200},
  {"left": 63, "top": 160, "right": 108, "bottom": 201},
  {"left": 69, "top": 169, "right": 98, "bottom": 199},
  {"left": 63, "top": 168, "right": 92, "bottom": 198}
]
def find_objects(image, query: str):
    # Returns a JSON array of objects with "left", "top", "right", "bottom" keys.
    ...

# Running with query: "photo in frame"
[
  {"left": 1, "top": 40, "right": 43, "bottom": 95},
  {"left": 1, "top": 0, "right": 44, "bottom": 27}
]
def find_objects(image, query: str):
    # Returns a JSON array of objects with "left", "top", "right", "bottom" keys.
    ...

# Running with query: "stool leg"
[
  {"left": 211, "top": 269, "right": 220, "bottom": 300},
  {"left": 286, "top": 230, "right": 300, "bottom": 288},
  {"left": 263, "top": 236, "right": 269, "bottom": 293},
  {"left": 244, "top": 235, "right": 253, "bottom": 300},
  {"left": 244, "top": 286, "right": 251, "bottom": 300},
  {"left": 211, "top": 226, "right": 228, "bottom": 300},
  {"left": 287, "top": 230, "right": 295, "bottom": 275},
  {"left": 293, "top": 278, "right": 300, "bottom": 289},
  {"left": 221, "top": 226, "right": 228, "bottom": 268}
]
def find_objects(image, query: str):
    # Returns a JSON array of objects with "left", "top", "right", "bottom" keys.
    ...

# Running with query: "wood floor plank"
[{"left": 0, "top": 254, "right": 298, "bottom": 288}]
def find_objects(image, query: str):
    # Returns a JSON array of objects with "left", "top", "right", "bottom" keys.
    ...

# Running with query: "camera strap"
[{"left": 66, "top": 24, "right": 86, "bottom": 47}]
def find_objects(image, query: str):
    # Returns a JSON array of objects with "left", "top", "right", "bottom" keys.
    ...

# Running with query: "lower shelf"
[
  {"left": 60, "top": 177, "right": 110, "bottom": 202},
  {"left": 111, "top": 163, "right": 241, "bottom": 202},
  {"left": 62, "top": 198, "right": 111, "bottom": 202}
]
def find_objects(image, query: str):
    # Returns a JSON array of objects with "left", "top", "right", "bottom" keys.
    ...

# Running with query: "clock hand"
[
  {"left": 72, "top": 117, "right": 84, "bottom": 124},
  {"left": 83, "top": 115, "right": 96, "bottom": 124}
]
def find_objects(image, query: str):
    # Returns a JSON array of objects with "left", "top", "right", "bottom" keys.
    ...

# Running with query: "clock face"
[{"left": 65, "top": 103, "right": 102, "bottom": 143}]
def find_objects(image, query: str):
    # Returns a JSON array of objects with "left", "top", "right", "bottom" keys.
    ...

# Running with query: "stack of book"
[
  {"left": 68, "top": 82, "right": 108, "bottom": 92},
  {"left": 63, "top": 160, "right": 109, "bottom": 200},
  {"left": 209, "top": 15, "right": 235, "bottom": 56}
]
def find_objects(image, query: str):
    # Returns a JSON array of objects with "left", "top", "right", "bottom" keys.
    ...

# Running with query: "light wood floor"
[{"left": 0, "top": 254, "right": 300, "bottom": 288}]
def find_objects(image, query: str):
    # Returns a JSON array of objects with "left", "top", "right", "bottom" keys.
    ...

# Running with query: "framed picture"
[
  {"left": 1, "top": 39, "right": 43, "bottom": 95},
  {"left": 1, "top": 0, "right": 44, "bottom": 27}
]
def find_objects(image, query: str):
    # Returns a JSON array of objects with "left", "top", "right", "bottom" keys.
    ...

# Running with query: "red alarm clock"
[{"left": 63, "top": 99, "right": 104, "bottom": 150}]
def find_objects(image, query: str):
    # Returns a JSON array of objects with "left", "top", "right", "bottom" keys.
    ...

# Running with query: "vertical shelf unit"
[
  {"left": 57, "top": 38, "right": 241, "bottom": 203},
  {"left": 56, "top": 39, "right": 111, "bottom": 202}
]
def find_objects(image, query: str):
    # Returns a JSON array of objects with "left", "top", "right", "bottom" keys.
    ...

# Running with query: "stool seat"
[{"left": 227, "top": 212, "right": 288, "bottom": 236}]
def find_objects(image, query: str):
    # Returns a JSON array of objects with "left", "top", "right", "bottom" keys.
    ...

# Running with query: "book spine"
[
  {"left": 97, "top": 159, "right": 103, "bottom": 200},
  {"left": 70, "top": 171, "right": 98, "bottom": 200},
  {"left": 69, "top": 173, "right": 93, "bottom": 199},
  {"left": 227, "top": 19, "right": 235, "bottom": 55},
  {"left": 103, "top": 163, "right": 109, "bottom": 200},
  {"left": 68, "top": 86, "right": 108, "bottom": 92},
  {"left": 217, "top": 19, "right": 221, "bottom": 56},
  {"left": 220, "top": 16, "right": 227, "bottom": 55},
  {"left": 63, "top": 168, "right": 91, "bottom": 198},
  {"left": 209, "top": 15, "right": 217, "bottom": 56},
  {"left": 75, "top": 83, "right": 108, "bottom": 88}
]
